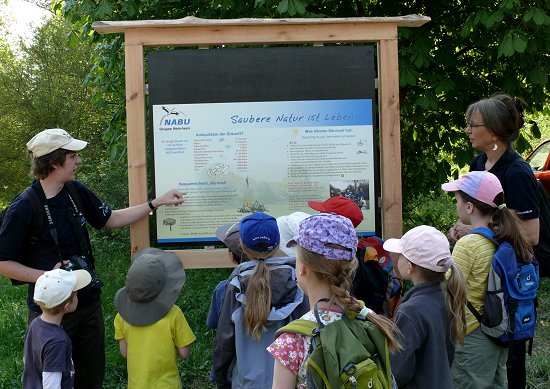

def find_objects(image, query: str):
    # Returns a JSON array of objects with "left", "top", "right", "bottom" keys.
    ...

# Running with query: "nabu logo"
[{"left": 160, "top": 106, "right": 190, "bottom": 126}]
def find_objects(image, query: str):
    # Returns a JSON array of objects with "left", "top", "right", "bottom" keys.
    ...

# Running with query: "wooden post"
[
  {"left": 124, "top": 40, "right": 149, "bottom": 254},
  {"left": 378, "top": 37, "right": 403, "bottom": 239}
]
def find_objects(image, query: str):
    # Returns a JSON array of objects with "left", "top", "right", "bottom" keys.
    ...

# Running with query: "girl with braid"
[
  {"left": 213, "top": 212, "right": 308, "bottom": 389},
  {"left": 268, "top": 213, "right": 400, "bottom": 389},
  {"left": 383, "top": 225, "right": 466, "bottom": 389}
]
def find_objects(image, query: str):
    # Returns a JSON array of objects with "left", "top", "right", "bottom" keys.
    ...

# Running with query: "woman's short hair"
[{"left": 465, "top": 93, "right": 525, "bottom": 145}]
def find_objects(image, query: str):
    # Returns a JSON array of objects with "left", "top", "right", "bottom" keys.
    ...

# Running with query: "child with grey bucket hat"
[{"left": 114, "top": 248, "right": 196, "bottom": 388}]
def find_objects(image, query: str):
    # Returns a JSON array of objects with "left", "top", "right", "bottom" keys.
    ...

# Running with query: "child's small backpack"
[
  {"left": 352, "top": 236, "right": 402, "bottom": 316},
  {"left": 276, "top": 300, "right": 392, "bottom": 389},
  {"left": 467, "top": 228, "right": 539, "bottom": 349}
]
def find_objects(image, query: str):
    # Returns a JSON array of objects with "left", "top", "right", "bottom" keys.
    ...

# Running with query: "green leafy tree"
[
  {"left": 0, "top": 15, "right": 112, "bottom": 202},
  {"left": 52, "top": 0, "right": 549, "bottom": 199}
]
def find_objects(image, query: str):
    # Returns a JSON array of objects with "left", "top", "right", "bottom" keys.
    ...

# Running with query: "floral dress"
[{"left": 267, "top": 309, "right": 343, "bottom": 389}]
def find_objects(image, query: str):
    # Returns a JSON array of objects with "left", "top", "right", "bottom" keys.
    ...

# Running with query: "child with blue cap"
[{"left": 212, "top": 212, "right": 309, "bottom": 389}]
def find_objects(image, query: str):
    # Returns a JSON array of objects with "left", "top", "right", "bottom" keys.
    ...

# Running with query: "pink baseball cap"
[
  {"left": 383, "top": 225, "right": 452, "bottom": 273},
  {"left": 441, "top": 171, "right": 502, "bottom": 208}
]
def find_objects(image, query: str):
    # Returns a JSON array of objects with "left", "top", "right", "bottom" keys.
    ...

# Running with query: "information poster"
[{"left": 153, "top": 99, "right": 375, "bottom": 244}]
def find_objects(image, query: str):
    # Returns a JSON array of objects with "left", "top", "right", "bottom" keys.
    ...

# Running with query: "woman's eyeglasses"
[{"left": 466, "top": 122, "right": 485, "bottom": 129}]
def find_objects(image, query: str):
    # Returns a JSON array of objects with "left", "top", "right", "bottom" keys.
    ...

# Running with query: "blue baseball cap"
[{"left": 240, "top": 212, "right": 280, "bottom": 252}]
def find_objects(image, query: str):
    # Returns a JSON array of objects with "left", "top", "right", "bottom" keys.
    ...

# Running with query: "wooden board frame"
[{"left": 93, "top": 15, "right": 430, "bottom": 268}]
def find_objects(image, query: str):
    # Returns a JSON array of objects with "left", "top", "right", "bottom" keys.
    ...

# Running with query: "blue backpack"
[{"left": 467, "top": 228, "right": 539, "bottom": 348}]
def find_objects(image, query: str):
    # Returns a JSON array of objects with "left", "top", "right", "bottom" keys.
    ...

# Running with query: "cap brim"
[
  {"left": 62, "top": 139, "right": 88, "bottom": 152},
  {"left": 441, "top": 182, "right": 460, "bottom": 192},
  {"left": 72, "top": 270, "right": 92, "bottom": 291},
  {"left": 216, "top": 222, "right": 239, "bottom": 243},
  {"left": 382, "top": 238, "right": 403, "bottom": 254},
  {"left": 307, "top": 200, "right": 327, "bottom": 212},
  {"left": 115, "top": 251, "right": 186, "bottom": 326}
]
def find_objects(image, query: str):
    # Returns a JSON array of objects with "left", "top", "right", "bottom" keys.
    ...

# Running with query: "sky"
[{"left": 1, "top": 0, "right": 51, "bottom": 44}]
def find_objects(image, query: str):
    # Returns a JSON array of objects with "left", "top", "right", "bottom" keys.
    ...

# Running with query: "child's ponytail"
[
  {"left": 445, "top": 263, "right": 466, "bottom": 345},
  {"left": 415, "top": 263, "right": 466, "bottom": 345},
  {"left": 491, "top": 204, "right": 533, "bottom": 264},
  {"left": 241, "top": 246, "right": 274, "bottom": 340}
]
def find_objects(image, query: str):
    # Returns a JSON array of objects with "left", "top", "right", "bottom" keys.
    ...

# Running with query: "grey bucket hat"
[{"left": 114, "top": 248, "right": 185, "bottom": 326}]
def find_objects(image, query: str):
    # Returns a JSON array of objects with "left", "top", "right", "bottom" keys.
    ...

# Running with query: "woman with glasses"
[{"left": 448, "top": 93, "right": 540, "bottom": 389}]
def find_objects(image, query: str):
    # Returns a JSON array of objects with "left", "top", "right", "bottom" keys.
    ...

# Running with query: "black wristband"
[{"left": 148, "top": 200, "right": 156, "bottom": 210}]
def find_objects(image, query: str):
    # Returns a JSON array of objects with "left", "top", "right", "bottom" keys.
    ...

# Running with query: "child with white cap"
[
  {"left": 114, "top": 248, "right": 196, "bottom": 389},
  {"left": 276, "top": 211, "right": 311, "bottom": 257},
  {"left": 23, "top": 269, "right": 91, "bottom": 389},
  {"left": 442, "top": 170, "right": 534, "bottom": 388},
  {"left": 383, "top": 225, "right": 466, "bottom": 389},
  {"left": 269, "top": 213, "right": 400, "bottom": 389}
]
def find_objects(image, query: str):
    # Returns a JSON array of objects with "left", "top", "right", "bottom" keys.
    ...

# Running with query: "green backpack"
[{"left": 276, "top": 301, "right": 392, "bottom": 389}]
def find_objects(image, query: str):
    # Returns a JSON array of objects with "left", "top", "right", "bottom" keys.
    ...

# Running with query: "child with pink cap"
[
  {"left": 442, "top": 170, "right": 534, "bottom": 388},
  {"left": 383, "top": 225, "right": 466, "bottom": 389}
]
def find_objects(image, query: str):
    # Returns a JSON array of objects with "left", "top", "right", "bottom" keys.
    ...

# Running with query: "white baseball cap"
[
  {"left": 383, "top": 225, "right": 452, "bottom": 273},
  {"left": 34, "top": 269, "right": 92, "bottom": 308},
  {"left": 276, "top": 212, "right": 310, "bottom": 257},
  {"left": 27, "top": 128, "right": 88, "bottom": 158}
]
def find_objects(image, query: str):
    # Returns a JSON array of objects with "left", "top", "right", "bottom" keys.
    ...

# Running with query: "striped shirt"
[{"left": 451, "top": 233, "right": 496, "bottom": 334}]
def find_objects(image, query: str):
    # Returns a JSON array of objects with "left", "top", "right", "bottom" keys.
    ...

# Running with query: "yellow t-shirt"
[
  {"left": 451, "top": 233, "right": 496, "bottom": 334},
  {"left": 114, "top": 305, "right": 196, "bottom": 389}
]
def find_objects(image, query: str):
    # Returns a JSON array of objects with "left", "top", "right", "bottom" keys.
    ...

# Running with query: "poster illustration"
[{"left": 152, "top": 99, "right": 375, "bottom": 244}]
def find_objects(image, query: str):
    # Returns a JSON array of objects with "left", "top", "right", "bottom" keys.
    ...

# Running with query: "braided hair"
[{"left": 296, "top": 245, "right": 400, "bottom": 351}]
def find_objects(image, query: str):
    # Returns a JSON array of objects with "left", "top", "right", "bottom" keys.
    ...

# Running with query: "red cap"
[{"left": 307, "top": 197, "right": 363, "bottom": 227}]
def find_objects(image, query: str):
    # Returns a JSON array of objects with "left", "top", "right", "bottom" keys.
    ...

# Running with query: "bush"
[{"left": 403, "top": 191, "right": 457, "bottom": 234}]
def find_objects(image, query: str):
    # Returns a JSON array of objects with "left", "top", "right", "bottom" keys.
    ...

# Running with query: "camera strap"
[
  {"left": 41, "top": 202, "right": 64, "bottom": 263},
  {"left": 66, "top": 193, "right": 91, "bottom": 258}
]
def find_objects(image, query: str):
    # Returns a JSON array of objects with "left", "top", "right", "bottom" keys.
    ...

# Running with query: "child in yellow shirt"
[{"left": 114, "top": 248, "right": 196, "bottom": 389}]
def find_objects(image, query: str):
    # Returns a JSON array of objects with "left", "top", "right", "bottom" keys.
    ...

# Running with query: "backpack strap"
[
  {"left": 20, "top": 186, "right": 43, "bottom": 245},
  {"left": 466, "top": 228, "right": 498, "bottom": 325},
  {"left": 6, "top": 186, "right": 44, "bottom": 286},
  {"left": 275, "top": 319, "right": 317, "bottom": 338},
  {"left": 469, "top": 227, "right": 498, "bottom": 244},
  {"left": 466, "top": 300, "right": 484, "bottom": 323}
]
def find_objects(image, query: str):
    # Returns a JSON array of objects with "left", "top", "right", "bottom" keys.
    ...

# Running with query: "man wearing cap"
[{"left": 0, "top": 128, "right": 184, "bottom": 389}]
